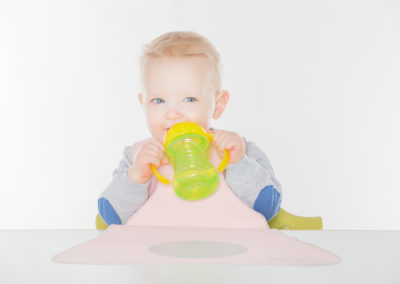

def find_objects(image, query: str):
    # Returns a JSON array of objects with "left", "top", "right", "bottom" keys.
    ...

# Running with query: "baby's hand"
[
  {"left": 128, "top": 139, "right": 169, "bottom": 184},
  {"left": 208, "top": 129, "right": 245, "bottom": 164}
]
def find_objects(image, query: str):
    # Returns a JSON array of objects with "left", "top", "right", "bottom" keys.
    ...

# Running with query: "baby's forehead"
[
  {"left": 144, "top": 56, "right": 213, "bottom": 76},
  {"left": 142, "top": 57, "right": 217, "bottom": 96}
]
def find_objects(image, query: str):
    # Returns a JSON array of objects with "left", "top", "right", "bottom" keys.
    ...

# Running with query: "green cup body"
[{"left": 165, "top": 133, "right": 219, "bottom": 200}]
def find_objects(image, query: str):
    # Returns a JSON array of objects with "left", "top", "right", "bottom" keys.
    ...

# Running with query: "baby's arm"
[
  {"left": 98, "top": 145, "right": 150, "bottom": 225},
  {"left": 225, "top": 138, "right": 282, "bottom": 221}
]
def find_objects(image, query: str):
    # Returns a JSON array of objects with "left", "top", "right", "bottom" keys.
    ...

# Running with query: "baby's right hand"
[{"left": 128, "top": 140, "right": 169, "bottom": 184}]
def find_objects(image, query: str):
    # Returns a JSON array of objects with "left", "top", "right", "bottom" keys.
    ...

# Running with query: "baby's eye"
[
  {"left": 184, "top": 97, "right": 197, "bottom": 103},
  {"left": 151, "top": 98, "right": 165, "bottom": 104}
]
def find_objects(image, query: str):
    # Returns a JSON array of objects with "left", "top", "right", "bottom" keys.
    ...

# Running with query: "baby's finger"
[
  {"left": 143, "top": 148, "right": 163, "bottom": 162},
  {"left": 213, "top": 130, "right": 224, "bottom": 142},
  {"left": 221, "top": 135, "right": 237, "bottom": 150},
  {"left": 144, "top": 143, "right": 165, "bottom": 159},
  {"left": 214, "top": 145, "right": 226, "bottom": 159},
  {"left": 161, "top": 155, "right": 169, "bottom": 165},
  {"left": 215, "top": 133, "right": 231, "bottom": 150},
  {"left": 146, "top": 154, "right": 162, "bottom": 167},
  {"left": 148, "top": 141, "right": 165, "bottom": 153},
  {"left": 212, "top": 131, "right": 223, "bottom": 146}
]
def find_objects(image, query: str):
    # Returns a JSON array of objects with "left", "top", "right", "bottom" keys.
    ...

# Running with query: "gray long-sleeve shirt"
[{"left": 99, "top": 137, "right": 282, "bottom": 224}]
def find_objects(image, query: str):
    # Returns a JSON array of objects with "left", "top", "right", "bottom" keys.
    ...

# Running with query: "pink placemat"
[{"left": 53, "top": 225, "right": 340, "bottom": 265}]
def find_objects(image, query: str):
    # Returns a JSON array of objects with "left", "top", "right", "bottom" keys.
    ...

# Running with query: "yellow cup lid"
[{"left": 163, "top": 122, "right": 213, "bottom": 147}]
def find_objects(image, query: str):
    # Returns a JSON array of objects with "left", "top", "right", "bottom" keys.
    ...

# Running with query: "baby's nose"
[{"left": 165, "top": 109, "right": 183, "bottom": 120}]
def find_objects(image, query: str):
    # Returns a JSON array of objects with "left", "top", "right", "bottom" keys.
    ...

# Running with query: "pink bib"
[{"left": 126, "top": 138, "right": 268, "bottom": 229}]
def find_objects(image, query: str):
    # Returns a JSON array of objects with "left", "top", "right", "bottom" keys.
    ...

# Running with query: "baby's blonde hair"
[{"left": 139, "top": 31, "right": 223, "bottom": 94}]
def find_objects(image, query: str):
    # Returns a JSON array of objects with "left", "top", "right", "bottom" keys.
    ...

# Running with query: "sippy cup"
[{"left": 151, "top": 122, "right": 229, "bottom": 201}]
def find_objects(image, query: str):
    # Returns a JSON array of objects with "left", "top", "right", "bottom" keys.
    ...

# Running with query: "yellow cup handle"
[
  {"left": 151, "top": 164, "right": 170, "bottom": 185},
  {"left": 217, "top": 149, "right": 229, "bottom": 172},
  {"left": 207, "top": 133, "right": 229, "bottom": 173}
]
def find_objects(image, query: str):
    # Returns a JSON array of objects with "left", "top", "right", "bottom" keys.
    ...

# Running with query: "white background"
[{"left": 0, "top": 0, "right": 399, "bottom": 229}]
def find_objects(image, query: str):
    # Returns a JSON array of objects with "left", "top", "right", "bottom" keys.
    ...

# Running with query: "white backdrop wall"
[{"left": 1, "top": 0, "right": 399, "bottom": 229}]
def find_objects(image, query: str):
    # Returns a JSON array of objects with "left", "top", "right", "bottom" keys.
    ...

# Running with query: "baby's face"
[{"left": 139, "top": 57, "right": 218, "bottom": 143}]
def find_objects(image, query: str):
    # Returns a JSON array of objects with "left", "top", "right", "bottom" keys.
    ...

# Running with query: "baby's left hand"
[{"left": 207, "top": 129, "right": 245, "bottom": 164}]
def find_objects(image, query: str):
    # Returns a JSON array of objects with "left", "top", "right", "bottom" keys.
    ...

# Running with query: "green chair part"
[
  {"left": 267, "top": 208, "right": 322, "bottom": 230},
  {"left": 95, "top": 213, "right": 109, "bottom": 230}
]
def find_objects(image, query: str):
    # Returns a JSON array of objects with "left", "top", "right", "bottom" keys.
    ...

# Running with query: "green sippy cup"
[{"left": 151, "top": 122, "right": 229, "bottom": 201}]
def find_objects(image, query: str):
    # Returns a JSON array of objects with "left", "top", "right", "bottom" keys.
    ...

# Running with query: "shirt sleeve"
[
  {"left": 98, "top": 145, "right": 150, "bottom": 225},
  {"left": 225, "top": 137, "right": 282, "bottom": 216}
]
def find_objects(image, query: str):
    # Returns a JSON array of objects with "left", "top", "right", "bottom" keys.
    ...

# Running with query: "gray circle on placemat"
[{"left": 148, "top": 240, "right": 248, "bottom": 258}]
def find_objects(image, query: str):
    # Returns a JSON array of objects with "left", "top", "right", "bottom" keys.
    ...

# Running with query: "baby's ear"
[
  {"left": 138, "top": 93, "right": 144, "bottom": 106},
  {"left": 212, "top": 90, "right": 229, "bottom": 119}
]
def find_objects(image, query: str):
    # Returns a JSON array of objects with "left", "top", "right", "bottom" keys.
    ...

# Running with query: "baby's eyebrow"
[
  {"left": 148, "top": 93, "right": 202, "bottom": 98},
  {"left": 147, "top": 94, "right": 164, "bottom": 101},
  {"left": 147, "top": 93, "right": 163, "bottom": 98},
  {"left": 181, "top": 93, "right": 203, "bottom": 97}
]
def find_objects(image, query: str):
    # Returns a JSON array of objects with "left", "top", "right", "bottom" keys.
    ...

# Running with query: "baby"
[{"left": 98, "top": 31, "right": 282, "bottom": 225}]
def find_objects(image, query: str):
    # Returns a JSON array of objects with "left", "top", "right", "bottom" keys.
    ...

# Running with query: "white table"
[{"left": 1, "top": 230, "right": 399, "bottom": 284}]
